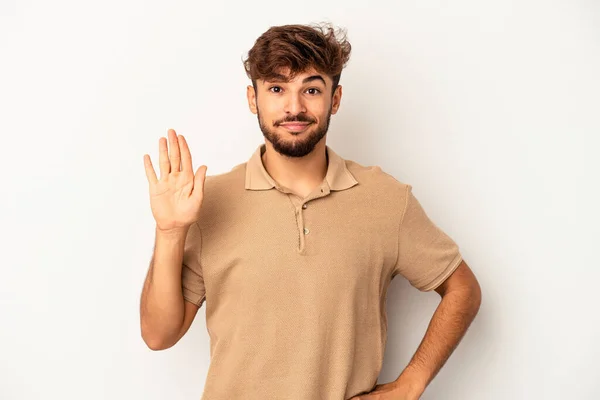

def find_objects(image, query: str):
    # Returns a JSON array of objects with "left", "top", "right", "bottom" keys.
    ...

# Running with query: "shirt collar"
[{"left": 244, "top": 143, "right": 359, "bottom": 191}]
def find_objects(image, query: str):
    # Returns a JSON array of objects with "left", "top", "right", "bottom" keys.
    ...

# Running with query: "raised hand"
[{"left": 143, "top": 129, "right": 207, "bottom": 233}]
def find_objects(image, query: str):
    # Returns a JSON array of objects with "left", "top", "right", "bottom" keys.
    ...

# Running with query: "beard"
[{"left": 257, "top": 104, "right": 332, "bottom": 158}]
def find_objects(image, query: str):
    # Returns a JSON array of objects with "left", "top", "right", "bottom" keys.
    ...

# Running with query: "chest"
[{"left": 199, "top": 193, "right": 398, "bottom": 307}]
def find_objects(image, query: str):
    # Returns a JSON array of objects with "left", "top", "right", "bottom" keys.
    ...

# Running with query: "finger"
[
  {"left": 158, "top": 136, "right": 170, "bottom": 179},
  {"left": 168, "top": 129, "right": 181, "bottom": 173},
  {"left": 143, "top": 154, "right": 158, "bottom": 186},
  {"left": 179, "top": 135, "right": 193, "bottom": 175},
  {"left": 192, "top": 165, "right": 207, "bottom": 201}
]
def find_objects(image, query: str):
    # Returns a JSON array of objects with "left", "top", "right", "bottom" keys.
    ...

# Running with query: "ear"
[
  {"left": 330, "top": 85, "right": 343, "bottom": 115},
  {"left": 247, "top": 85, "right": 257, "bottom": 114}
]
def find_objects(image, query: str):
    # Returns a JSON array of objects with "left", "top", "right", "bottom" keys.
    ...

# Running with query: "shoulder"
[
  {"left": 195, "top": 162, "right": 247, "bottom": 229},
  {"left": 203, "top": 161, "right": 246, "bottom": 191},
  {"left": 339, "top": 158, "right": 414, "bottom": 224},
  {"left": 344, "top": 158, "right": 411, "bottom": 197}
]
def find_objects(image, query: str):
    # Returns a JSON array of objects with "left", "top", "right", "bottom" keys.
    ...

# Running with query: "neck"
[{"left": 261, "top": 141, "right": 329, "bottom": 194}]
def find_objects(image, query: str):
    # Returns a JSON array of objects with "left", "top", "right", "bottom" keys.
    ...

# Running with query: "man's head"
[{"left": 243, "top": 23, "right": 352, "bottom": 158}]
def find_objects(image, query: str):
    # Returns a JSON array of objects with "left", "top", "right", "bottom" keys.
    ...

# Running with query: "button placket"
[
  {"left": 299, "top": 199, "right": 313, "bottom": 251},
  {"left": 292, "top": 184, "right": 329, "bottom": 254},
  {"left": 297, "top": 202, "right": 306, "bottom": 252},
  {"left": 297, "top": 200, "right": 313, "bottom": 253}
]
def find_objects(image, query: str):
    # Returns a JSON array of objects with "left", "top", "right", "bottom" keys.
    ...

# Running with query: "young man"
[{"left": 140, "top": 23, "right": 481, "bottom": 400}]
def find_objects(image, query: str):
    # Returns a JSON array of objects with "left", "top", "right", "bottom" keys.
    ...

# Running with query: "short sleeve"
[
  {"left": 181, "top": 221, "right": 206, "bottom": 306},
  {"left": 392, "top": 185, "right": 463, "bottom": 291}
]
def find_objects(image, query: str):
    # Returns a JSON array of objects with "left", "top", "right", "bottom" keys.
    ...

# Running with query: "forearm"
[
  {"left": 395, "top": 288, "right": 481, "bottom": 393},
  {"left": 140, "top": 226, "right": 189, "bottom": 348}
]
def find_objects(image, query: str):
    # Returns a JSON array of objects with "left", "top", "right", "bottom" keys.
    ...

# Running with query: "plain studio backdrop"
[{"left": 1, "top": 0, "right": 599, "bottom": 399}]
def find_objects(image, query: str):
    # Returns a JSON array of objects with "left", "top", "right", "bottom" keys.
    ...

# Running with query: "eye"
[
  {"left": 268, "top": 86, "right": 282, "bottom": 93},
  {"left": 306, "top": 88, "right": 321, "bottom": 95}
]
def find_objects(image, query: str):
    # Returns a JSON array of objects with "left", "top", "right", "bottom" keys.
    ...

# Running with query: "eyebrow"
[
  {"left": 302, "top": 75, "right": 326, "bottom": 86},
  {"left": 267, "top": 74, "right": 327, "bottom": 86}
]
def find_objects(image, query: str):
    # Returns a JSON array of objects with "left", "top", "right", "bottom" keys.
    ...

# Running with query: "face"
[{"left": 247, "top": 67, "right": 342, "bottom": 158}]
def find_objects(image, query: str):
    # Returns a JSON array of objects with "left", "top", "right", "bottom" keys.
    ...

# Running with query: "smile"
[{"left": 279, "top": 123, "right": 312, "bottom": 132}]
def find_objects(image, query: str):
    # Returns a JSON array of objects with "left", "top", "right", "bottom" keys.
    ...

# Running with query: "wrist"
[
  {"left": 393, "top": 369, "right": 427, "bottom": 399},
  {"left": 155, "top": 225, "right": 189, "bottom": 240},
  {"left": 392, "top": 382, "right": 424, "bottom": 400},
  {"left": 395, "top": 384, "right": 423, "bottom": 399}
]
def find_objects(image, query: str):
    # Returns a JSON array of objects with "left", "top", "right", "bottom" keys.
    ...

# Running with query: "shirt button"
[
  {"left": 304, "top": 227, "right": 310, "bottom": 235},
  {"left": 302, "top": 204, "right": 308, "bottom": 209}
]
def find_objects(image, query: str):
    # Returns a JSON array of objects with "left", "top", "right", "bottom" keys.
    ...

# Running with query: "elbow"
[
  {"left": 140, "top": 326, "right": 176, "bottom": 351},
  {"left": 473, "top": 278, "right": 482, "bottom": 308},
  {"left": 468, "top": 280, "right": 482, "bottom": 317},
  {"left": 143, "top": 337, "right": 171, "bottom": 351},
  {"left": 443, "top": 279, "right": 482, "bottom": 317},
  {"left": 142, "top": 334, "right": 175, "bottom": 351}
]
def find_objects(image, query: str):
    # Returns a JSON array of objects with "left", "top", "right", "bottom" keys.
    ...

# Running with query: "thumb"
[{"left": 192, "top": 165, "right": 207, "bottom": 200}]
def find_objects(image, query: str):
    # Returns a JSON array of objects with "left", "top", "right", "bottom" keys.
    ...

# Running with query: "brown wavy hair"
[{"left": 243, "top": 22, "right": 352, "bottom": 95}]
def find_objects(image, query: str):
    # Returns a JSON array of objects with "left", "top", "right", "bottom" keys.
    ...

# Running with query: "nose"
[{"left": 284, "top": 92, "right": 307, "bottom": 115}]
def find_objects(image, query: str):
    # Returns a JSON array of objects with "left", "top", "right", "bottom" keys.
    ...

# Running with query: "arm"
[
  {"left": 393, "top": 260, "right": 482, "bottom": 398},
  {"left": 139, "top": 225, "right": 200, "bottom": 351},
  {"left": 140, "top": 129, "right": 208, "bottom": 351}
]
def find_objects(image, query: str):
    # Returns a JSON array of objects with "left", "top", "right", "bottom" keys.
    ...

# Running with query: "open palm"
[{"left": 143, "top": 129, "right": 207, "bottom": 232}]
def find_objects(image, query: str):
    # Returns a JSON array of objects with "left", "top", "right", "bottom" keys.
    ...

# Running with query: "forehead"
[{"left": 261, "top": 67, "right": 330, "bottom": 85}]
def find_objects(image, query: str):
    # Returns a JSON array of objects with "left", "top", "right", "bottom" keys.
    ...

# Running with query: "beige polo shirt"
[{"left": 181, "top": 143, "right": 463, "bottom": 400}]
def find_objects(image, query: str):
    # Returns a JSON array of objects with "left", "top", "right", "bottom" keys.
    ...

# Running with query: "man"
[{"left": 140, "top": 23, "right": 481, "bottom": 400}]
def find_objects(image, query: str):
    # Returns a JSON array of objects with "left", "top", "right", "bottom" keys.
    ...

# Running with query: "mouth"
[{"left": 279, "top": 123, "right": 312, "bottom": 132}]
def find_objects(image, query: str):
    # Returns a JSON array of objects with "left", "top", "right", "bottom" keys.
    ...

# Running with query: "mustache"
[{"left": 275, "top": 114, "right": 315, "bottom": 125}]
